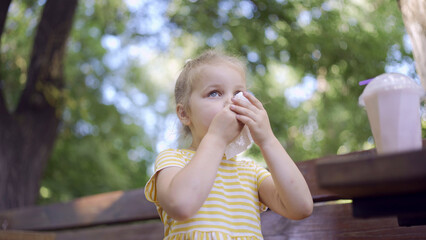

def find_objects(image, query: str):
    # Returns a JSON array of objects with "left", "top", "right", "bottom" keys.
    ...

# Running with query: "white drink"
[{"left": 359, "top": 73, "right": 424, "bottom": 154}]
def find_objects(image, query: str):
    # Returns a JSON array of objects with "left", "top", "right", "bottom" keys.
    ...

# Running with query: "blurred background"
[{"left": 1, "top": 0, "right": 425, "bottom": 206}]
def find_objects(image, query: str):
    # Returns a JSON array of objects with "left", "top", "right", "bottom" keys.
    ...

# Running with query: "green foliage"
[
  {"left": 38, "top": 1, "right": 157, "bottom": 203},
  {"left": 167, "top": 0, "right": 423, "bottom": 161},
  {"left": 41, "top": 104, "right": 152, "bottom": 203},
  {"left": 0, "top": 0, "right": 41, "bottom": 111}
]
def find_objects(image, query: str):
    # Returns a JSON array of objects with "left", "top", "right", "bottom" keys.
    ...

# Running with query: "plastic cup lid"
[{"left": 359, "top": 73, "right": 424, "bottom": 106}]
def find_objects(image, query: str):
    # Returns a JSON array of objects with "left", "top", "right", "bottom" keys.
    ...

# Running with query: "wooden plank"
[
  {"left": 261, "top": 203, "right": 426, "bottom": 240},
  {"left": 352, "top": 192, "right": 426, "bottom": 218},
  {"left": 296, "top": 160, "right": 340, "bottom": 202},
  {"left": 55, "top": 221, "right": 163, "bottom": 240},
  {"left": 351, "top": 192, "right": 426, "bottom": 227},
  {"left": 295, "top": 147, "right": 378, "bottom": 202},
  {"left": 0, "top": 230, "right": 55, "bottom": 240},
  {"left": 316, "top": 148, "right": 426, "bottom": 198},
  {"left": 49, "top": 204, "right": 426, "bottom": 240},
  {"left": 0, "top": 189, "right": 158, "bottom": 231}
]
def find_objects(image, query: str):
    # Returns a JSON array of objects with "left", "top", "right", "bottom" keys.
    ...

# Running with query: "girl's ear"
[{"left": 176, "top": 104, "right": 190, "bottom": 126}]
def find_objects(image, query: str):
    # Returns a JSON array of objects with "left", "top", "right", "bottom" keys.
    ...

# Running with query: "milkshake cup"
[{"left": 359, "top": 73, "right": 424, "bottom": 154}]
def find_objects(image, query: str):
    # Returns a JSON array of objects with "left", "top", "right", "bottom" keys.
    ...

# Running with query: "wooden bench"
[{"left": 1, "top": 146, "right": 426, "bottom": 239}]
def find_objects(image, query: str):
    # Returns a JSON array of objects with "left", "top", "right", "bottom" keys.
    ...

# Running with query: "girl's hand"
[
  {"left": 208, "top": 104, "right": 244, "bottom": 145},
  {"left": 230, "top": 92, "right": 274, "bottom": 148}
]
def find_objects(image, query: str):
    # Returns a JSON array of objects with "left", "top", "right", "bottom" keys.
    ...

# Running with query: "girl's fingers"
[
  {"left": 231, "top": 94, "right": 258, "bottom": 112},
  {"left": 230, "top": 104, "right": 255, "bottom": 119},
  {"left": 235, "top": 114, "right": 254, "bottom": 127},
  {"left": 243, "top": 91, "right": 264, "bottom": 110}
]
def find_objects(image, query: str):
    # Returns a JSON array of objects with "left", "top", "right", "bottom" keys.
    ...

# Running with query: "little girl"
[{"left": 145, "top": 50, "right": 313, "bottom": 239}]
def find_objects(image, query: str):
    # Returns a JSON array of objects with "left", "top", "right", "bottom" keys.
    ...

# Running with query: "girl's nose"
[{"left": 223, "top": 95, "right": 233, "bottom": 107}]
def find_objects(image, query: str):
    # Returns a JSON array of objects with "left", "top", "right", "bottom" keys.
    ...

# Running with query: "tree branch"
[
  {"left": 0, "top": 0, "right": 12, "bottom": 116},
  {"left": 398, "top": 0, "right": 426, "bottom": 89},
  {"left": 16, "top": 0, "right": 78, "bottom": 114},
  {"left": 0, "top": 83, "right": 7, "bottom": 117},
  {"left": 0, "top": 0, "right": 12, "bottom": 41}
]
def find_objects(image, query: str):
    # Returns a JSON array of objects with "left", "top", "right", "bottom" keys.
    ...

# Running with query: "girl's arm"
[
  {"left": 156, "top": 106, "right": 242, "bottom": 221},
  {"left": 156, "top": 133, "right": 225, "bottom": 221},
  {"left": 258, "top": 138, "right": 313, "bottom": 220},
  {"left": 231, "top": 92, "right": 313, "bottom": 220}
]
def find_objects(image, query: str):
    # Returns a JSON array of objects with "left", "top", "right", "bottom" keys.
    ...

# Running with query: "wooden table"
[
  {"left": 316, "top": 146, "right": 426, "bottom": 226},
  {"left": 0, "top": 230, "right": 54, "bottom": 240}
]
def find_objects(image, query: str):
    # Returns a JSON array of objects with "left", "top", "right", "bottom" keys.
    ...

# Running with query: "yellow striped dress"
[{"left": 144, "top": 149, "right": 271, "bottom": 240}]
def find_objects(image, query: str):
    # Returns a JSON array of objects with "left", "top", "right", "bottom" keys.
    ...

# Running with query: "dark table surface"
[{"left": 316, "top": 144, "right": 426, "bottom": 226}]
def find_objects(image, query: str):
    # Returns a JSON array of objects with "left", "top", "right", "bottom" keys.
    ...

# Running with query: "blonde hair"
[{"left": 174, "top": 49, "right": 246, "bottom": 141}]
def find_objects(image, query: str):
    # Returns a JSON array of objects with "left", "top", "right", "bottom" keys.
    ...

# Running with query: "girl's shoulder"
[
  {"left": 156, "top": 148, "right": 195, "bottom": 161},
  {"left": 235, "top": 157, "right": 265, "bottom": 168}
]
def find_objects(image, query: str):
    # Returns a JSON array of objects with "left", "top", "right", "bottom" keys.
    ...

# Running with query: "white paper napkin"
[{"left": 224, "top": 92, "right": 253, "bottom": 159}]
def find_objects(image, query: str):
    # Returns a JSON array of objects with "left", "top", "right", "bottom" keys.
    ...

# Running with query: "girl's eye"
[
  {"left": 234, "top": 91, "right": 242, "bottom": 96},
  {"left": 208, "top": 91, "right": 220, "bottom": 97}
]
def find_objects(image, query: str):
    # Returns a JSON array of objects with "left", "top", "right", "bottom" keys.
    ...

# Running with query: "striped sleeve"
[
  {"left": 144, "top": 149, "right": 186, "bottom": 203},
  {"left": 255, "top": 163, "right": 271, "bottom": 212},
  {"left": 256, "top": 164, "right": 271, "bottom": 188}
]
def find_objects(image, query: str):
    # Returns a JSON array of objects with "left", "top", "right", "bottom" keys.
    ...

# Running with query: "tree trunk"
[
  {"left": 0, "top": 0, "right": 78, "bottom": 211},
  {"left": 398, "top": 0, "right": 426, "bottom": 90},
  {"left": 0, "top": 0, "right": 12, "bottom": 44}
]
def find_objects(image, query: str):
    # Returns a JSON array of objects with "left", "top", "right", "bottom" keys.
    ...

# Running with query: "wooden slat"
[
  {"left": 40, "top": 204, "right": 426, "bottom": 240},
  {"left": 261, "top": 203, "right": 426, "bottom": 240},
  {"left": 55, "top": 221, "right": 163, "bottom": 240},
  {"left": 296, "top": 160, "right": 339, "bottom": 202},
  {"left": 316, "top": 148, "right": 426, "bottom": 198},
  {"left": 352, "top": 192, "right": 426, "bottom": 218},
  {"left": 296, "top": 147, "right": 377, "bottom": 202},
  {"left": 0, "top": 230, "right": 55, "bottom": 240},
  {"left": 0, "top": 189, "right": 158, "bottom": 231}
]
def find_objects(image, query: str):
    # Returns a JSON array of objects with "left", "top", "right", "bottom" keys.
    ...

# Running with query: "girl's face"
[{"left": 185, "top": 63, "right": 246, "bottom": 148}]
